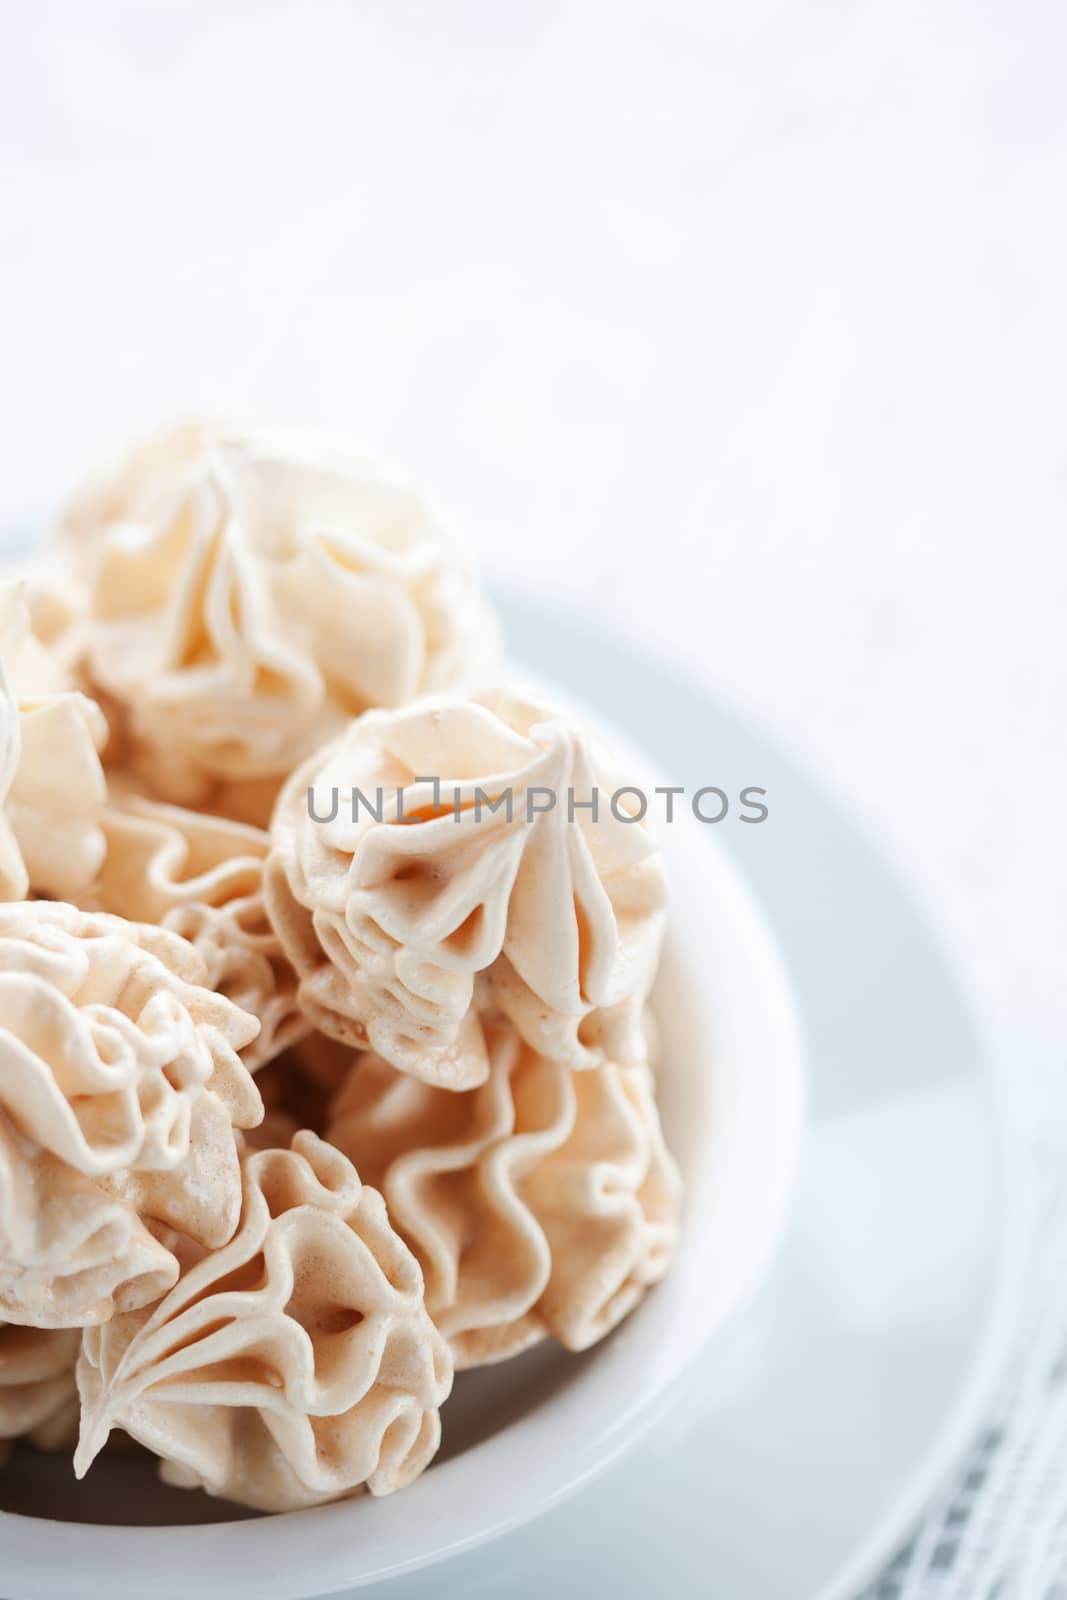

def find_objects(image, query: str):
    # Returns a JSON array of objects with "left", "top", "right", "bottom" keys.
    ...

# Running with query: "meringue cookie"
[
  {"left": 265, "top": 690, "right": 668, "bottom": 1088},
  {"left": 58, "top": 421, "right": 499, "bottom": 816},
  {"left": 84, "top": 787, "right": 308, "bottom": 1071},
  {"left": 0, "top": 1323, "right": 80, "bottom": 1463},
  {"left": 0, "top": 901, "right": 261, "bottom": 1327},
  {"left": 326, "top": 1017, "right": 681, "bottom": 1367},
  {"left": 75, "top": 1131, "right": 453, "bottom": 1511},
  {"left": 0, "top": 583, "right": 107, "bottom": 901},
  {"left": 0, "top": 561, "right": 90, "bottom": 679}
]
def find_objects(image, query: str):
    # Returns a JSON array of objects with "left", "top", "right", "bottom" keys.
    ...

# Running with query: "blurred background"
[{"left": 2, "top": 3, "right": 1064, "bottom": 1183}]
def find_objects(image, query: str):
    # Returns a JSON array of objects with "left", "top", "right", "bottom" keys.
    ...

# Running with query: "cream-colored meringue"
[
  {"left": 0, "top": 561, "right": 90, "bottom": 677},
  {"left": 265, "top": 690, "right": 668, "bottom": 1088},
  {"left": 58, "top": 421, "right": 499, "bottom": 814},
  {"left": 326, "top": 1017, "right": 681, "bottom": 1368},
  {"left": 0, "top": 1323, "right": 80, "bottom": 1462},
  {"left": 75, "top": 1131, "right": 453, "bottom": 1511},
  {"left": 83, "top": 787, "right": 308, "bottom": 1071},
  {"left": 0, "top": 901, "right": 261, "bottom": 1328},
  {"left": 0, "top": 583, "right": 107, "bottom": 901}
]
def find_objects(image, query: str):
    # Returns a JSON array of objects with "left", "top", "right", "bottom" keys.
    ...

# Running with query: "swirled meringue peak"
[
  {"left": 75, "top": 1130, "right": 453, "bottom": 1511},
  {"left": 265, "top": 689, "right": 668, "bottom": 1088},
  {"left": 0, "top": 582, "right": 107, "bottom": 901},
  {"left": 82, "top": 785, "right": 308, "bottom": 1072},
  {"left": 57, "top": 421, "right": 499, "bottom": 815},
  {"left": 0, "top": 900, "right": 262, "bottom": 1328},
  {"left": 326, "top": 1017, "right": 681, "bottom": 1367}
]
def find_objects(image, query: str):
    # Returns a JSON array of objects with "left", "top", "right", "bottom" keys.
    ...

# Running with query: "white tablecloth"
[{"left": 2, "top": 4, "right": 1065, "bottom": 1590}]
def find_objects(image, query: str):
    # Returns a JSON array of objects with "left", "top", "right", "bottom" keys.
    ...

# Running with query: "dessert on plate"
[
  {"left": 265, "top": 689, "right": 668, "bottom": 1088},
  {"left": 0, "top": 420, "right": 682, "bottom": 1513}
]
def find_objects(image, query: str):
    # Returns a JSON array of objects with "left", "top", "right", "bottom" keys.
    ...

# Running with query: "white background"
[
  {"left": 3, "top": 5, "right": 1067, "bottom": 1590},
  {"left": 2, "top": 4, "right": 1064, "bottom": 1139}
]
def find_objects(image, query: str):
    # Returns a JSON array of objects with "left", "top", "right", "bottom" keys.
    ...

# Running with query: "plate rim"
[
  {"left": 0, "top": 682, "right": 809, "bottom": 1599},
  {"left": 497, "top": 590, "right": 1026, "bottom": 1600}
]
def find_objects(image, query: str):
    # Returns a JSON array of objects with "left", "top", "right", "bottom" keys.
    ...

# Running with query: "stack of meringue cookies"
[{"left": 0, "top": 422, "right": 681, "bottom": 1516}]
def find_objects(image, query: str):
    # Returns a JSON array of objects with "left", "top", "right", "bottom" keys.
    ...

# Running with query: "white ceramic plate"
[
  {"left": 394, "top": 593, "right": 1015, "bottom": 1600},
  {"left": 0, "top": 596, "right": 1019, "bottom": 1600},
  {"left": 0, "top": 621, "right": 806, "bottom": 1599}
]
